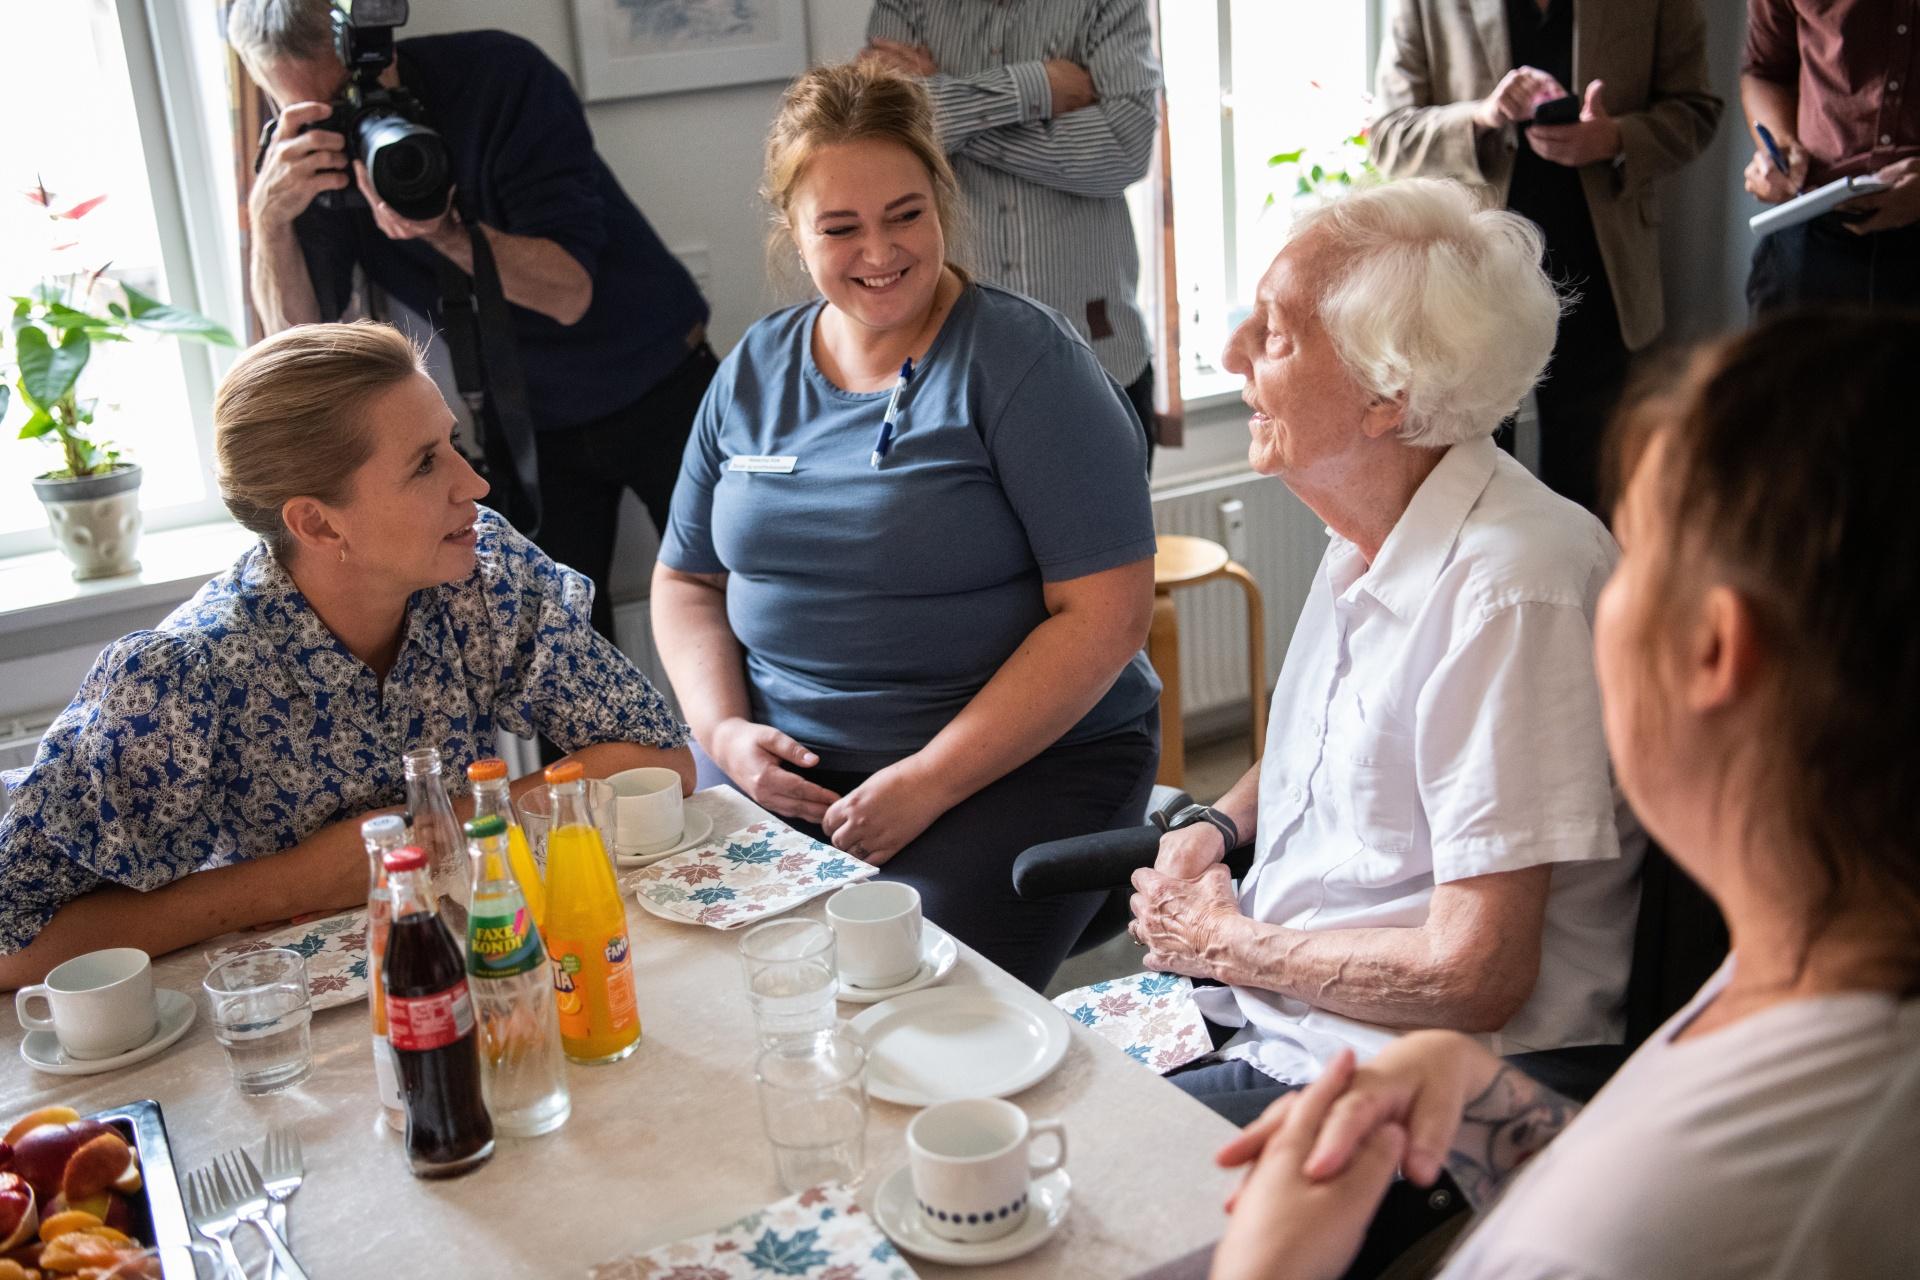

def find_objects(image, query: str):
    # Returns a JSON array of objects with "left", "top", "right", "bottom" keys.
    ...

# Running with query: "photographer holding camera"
[{"left": 229, "top": 0, "right": 714, "bottom": 638}]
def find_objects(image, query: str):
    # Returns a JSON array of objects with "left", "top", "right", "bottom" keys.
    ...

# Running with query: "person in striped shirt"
[{"left": 863, "top": 0, "right": 1163, "bottom": 461}]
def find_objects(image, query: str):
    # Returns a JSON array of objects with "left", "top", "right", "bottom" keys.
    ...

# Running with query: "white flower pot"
[{"left": 31, "top": 463, "right": 144, "bottom": 581}]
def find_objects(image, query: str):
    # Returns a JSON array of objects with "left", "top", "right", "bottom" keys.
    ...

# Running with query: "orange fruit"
[{"left": 3, "top": 1107, "right": 80, "bottom": 1148}]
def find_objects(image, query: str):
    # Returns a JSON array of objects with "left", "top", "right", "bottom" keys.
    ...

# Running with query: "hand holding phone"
[{"left": 1530, "top": 95, "right": 1581, "bottom": 126}]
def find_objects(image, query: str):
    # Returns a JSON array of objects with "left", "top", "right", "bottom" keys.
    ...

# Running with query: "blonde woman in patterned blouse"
[{"left": 0, "top": 323, "right": 692, "bottom": 989}]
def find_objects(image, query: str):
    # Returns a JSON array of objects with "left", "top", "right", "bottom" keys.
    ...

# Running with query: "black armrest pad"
[{"left": 1012, "top": 827, "right": 1259, "bottom": 898}]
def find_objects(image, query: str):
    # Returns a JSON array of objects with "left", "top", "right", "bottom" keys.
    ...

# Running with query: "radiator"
[{"left": 1151, "top": 471, "right": 1328, "bottom": 737}]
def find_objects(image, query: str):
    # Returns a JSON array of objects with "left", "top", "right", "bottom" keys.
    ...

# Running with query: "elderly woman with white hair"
[{"left": 1129, "top": 177, "right": 1643, "bottom": 1121}]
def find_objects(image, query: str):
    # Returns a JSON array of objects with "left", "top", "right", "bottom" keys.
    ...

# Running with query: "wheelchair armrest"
[{"left": 1012, "top": 826, "right": 1258, "bottom": 899}]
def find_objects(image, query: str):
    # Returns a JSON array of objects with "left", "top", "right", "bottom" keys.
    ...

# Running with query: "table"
[{"left": 0, "top": 788, "right": 1237, "bottom": 1276}]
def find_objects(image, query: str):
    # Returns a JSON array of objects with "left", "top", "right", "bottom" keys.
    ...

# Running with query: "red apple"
[
  {"left": 0, "top": 1172, "right": 37, "bottom": 1253},
  {"left": 8, "top": 1122, "right": 113, "bottom": 1205}
]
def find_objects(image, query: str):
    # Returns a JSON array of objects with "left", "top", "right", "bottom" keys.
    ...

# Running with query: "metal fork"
[
  {"left": 182, "top": 1163, "right": 248, "bottom": 1280},
  {"left": 217, "top": 1146, "right": 313, "bottom": 1280},
  {"left": 260, "top": 1126, "right": 305, "bottom": 1277}
]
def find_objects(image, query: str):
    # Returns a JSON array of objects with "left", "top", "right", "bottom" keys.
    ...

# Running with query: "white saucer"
[
  {"left": 614, "top": 808, "right": 714, "bottom": 868},
  {"left": 21, "top": 988, "right": 197, "bottom": 1077},
  {"left": 837, "top": 923, "right": 959, "bottom": 1003},
  {"left": 874, "top": 1165, "right": 1070, "bottom": 1266},
  {"left": 846, "top": 986, "right": 1070, "bottom": 1106}
]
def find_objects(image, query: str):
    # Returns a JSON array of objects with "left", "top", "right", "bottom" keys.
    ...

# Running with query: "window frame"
[{"left": 0, "top": 0, "right": 243, "bottom": 560}]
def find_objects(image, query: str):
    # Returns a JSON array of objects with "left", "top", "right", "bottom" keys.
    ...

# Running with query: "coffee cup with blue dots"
[{"left": 906, "top": 1098, "right": 1067, "bottom": 1244}]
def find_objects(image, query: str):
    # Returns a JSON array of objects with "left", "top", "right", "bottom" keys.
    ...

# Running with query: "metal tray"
[{"left": 84, "top": 1098, "right": 197, "bottom": 1278}]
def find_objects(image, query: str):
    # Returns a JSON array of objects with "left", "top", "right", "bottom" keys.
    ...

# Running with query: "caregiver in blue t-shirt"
[{"left": 653, "top": 62, "right": 1162, "bottom": 990}]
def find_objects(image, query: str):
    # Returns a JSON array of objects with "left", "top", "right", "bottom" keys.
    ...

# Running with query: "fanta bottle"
[{"left": 540, "top": 761, "right": 642, "bottom": 1063}]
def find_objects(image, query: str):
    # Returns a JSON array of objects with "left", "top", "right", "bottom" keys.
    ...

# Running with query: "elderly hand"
[
  {"left": 1208, "top": 1050, "right": 1410, "bottom": 1280},
  {"left": 707, "top": 718, "right": 842, "bottom": 825},
  {"left": 862, "top": 37, "right": 937, "bottom": 77},
  {"left": 1472, "top": 66, "right": 1566, "bottom": 132},
  {"left": 354, "top": 159, "right": 460, "bottom": 247},
  {"left": 1154, "top": 822, "right": 1229, "bottom": 879},
  {"left": 822, "top": 756, "right": 948, "bottom": 867},
  {"left": 1743, "top": 132, "right": 1809, "bottom": 203},
  {"left": 1842, "top": 158, "right": 1920, "bottom": 234},
  {"left": 1526, "top": 80, "right": 1623, "bottom": 168},
  {"left": 1129, "top": 863, "right": 1241, "bottom": 978}
]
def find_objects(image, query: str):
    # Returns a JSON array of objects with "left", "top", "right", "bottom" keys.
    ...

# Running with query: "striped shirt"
[{"left": 868, "top": 0, "right": 1161, "bottom": 385}]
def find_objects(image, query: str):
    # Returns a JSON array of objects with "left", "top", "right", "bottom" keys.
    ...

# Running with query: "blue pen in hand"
[
  {"left": 1755, "top": 122, "right": 1798, "bottom": 192},
  {"left": 871, "top": 357, "right": 915, "bottom": 468}
]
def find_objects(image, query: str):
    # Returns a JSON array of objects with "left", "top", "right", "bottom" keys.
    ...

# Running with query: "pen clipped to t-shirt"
[{"left": 870, "top": 357, "right": 915, "bottom": 468}]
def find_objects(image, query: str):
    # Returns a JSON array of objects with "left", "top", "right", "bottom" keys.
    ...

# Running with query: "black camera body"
[{"left": 308, "top": 0, "right": 453, "bottom": 221}]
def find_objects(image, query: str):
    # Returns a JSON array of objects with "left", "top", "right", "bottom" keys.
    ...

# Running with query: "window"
[
  {"left": 1161, "top": 1, "right": 1376, "bottom": 402},
  {"left": 0, "top": 0, "right": 241, "bottom": 558}
]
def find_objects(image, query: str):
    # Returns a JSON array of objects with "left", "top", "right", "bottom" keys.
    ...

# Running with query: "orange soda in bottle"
[
  {"left": 540, "top": 761, "right": 641, "bottom": 1063},
  {"left": 465, "top": 758, "right": 547, "bottom": 935}
]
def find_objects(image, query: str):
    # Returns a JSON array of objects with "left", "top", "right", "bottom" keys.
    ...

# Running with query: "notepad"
[{"left": 1750, "top": 175, "right": 1891, "bottom": 238}]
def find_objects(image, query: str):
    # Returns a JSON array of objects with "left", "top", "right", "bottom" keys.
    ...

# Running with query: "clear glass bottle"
[
  {"left": 465, "top": 757, "right": 547, "bottom": 936},
  {"left": 360, "top": 813, "right": 409, "bottom": 1133},
  {"left": 402, "top": 747, "right": 470, "bottom": 943},
  {"left": 383, "top": 844, "right": 494, "bottom": 1178},
  {"left": 465, "top": 814, "right": 571, "bottom": 1137},
  {"left": 541, "top": 761, "right": 642, "bottom": 1064}
]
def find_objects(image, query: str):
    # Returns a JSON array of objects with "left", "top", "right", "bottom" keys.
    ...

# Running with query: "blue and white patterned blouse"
[{"left": 0, "top": 508, "right": 686, "bottom": 953}]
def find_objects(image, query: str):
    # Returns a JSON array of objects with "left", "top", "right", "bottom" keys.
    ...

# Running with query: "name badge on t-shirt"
[{"left": 728, "top": 455, "right": 798, "bottom": 474}]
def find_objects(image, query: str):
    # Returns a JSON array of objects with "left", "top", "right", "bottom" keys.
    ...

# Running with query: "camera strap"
[{"left": 436, "top": 195, "right": 542, "bottom": 536}]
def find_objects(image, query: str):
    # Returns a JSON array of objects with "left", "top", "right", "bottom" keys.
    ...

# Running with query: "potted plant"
[{"left": 2, "top": 183, "right": 236, "bottom": 580}]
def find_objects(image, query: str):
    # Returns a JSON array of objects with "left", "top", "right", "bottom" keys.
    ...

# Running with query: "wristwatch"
[{"left": 1153, "top": 802, "right": 1241, "bottom": 854}]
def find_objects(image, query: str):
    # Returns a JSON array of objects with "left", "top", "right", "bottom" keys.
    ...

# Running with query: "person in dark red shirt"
[{"left": 1743, "top": 0, "right": 1920, "bottom": 310}]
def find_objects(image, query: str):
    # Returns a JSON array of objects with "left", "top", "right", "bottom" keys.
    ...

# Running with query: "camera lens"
[{"left": 358, "top": 111, "right": 452, "bottom": 220}]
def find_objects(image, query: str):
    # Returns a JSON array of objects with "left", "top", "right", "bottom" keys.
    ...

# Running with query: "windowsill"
[{"left": 0, "top": 519, "right": 257, "bottom": 638}]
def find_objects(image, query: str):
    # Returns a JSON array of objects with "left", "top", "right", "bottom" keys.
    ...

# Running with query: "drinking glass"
[
  {"left": 738, "top": 918, "right": 838, "bottom": 1046},
  {"left": 203, "top": 948, "right": 313, "bottom": 1094},
  {"left": 755, "top": 1029, "right": 868, "bottom": 1193},
  {"left": 515, "top": 777, "right": 615, "bottom": 873}
]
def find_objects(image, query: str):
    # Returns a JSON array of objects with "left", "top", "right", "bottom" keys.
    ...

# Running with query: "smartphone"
[{"left": 1531, "top": 95, "right": 1581, "bottom": 126}]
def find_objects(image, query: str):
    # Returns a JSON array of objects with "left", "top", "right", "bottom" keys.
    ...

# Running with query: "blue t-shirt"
[
  {"left": 660, "top": 283, "right": 1160, "bottom": 770},
  {"left": 295, "top": 31, "right": 708, "bottom": 431}
]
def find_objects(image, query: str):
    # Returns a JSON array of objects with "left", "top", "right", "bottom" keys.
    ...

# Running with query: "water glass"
[
  {"left": 738, "top": 918, "right": 838, "bottom": 1046},
  {"left": 203, "top": 948, "right": 313, "bottom": 1095},
  {"left": 755, "top": 1029, "right": 868, "bottom": 1193},
  {"left": 515, "top": 777, "right": 615, "bottom": 871}
]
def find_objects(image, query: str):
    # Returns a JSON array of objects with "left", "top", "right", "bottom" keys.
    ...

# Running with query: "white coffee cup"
[
  {"left": 15, "top": 947, "right": 159, "bottom": 1060},
  {"left": 907, "top": 1098, "right": 1067, "bottom": 1244},
  {"left": 606, "top": 766, "right": 685, "bottom": 855},
  {"left": 826, "top": 881, "right": 923, "bottom": 989}
]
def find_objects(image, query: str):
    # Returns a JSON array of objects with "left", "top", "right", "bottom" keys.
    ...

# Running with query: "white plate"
[
  {"left": 847, "top": 986, "right": 1070, "bottom": 1105},
  {"left": 873, "top": 1165, "right": 1070, "bottom": 1266},
  {"left": 21, "top": 988, "right": 197, "bottom": 1076},
  {"left": 837, "top": 923, "right": 959, "bottom": 1003},
  {"left": 614, "top": 808, "right": 714, "bottom": 868}
]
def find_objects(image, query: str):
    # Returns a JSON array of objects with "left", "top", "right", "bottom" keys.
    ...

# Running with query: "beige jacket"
[{"left": 1370, "top": 0, "right": 1722, "bottom": 350}]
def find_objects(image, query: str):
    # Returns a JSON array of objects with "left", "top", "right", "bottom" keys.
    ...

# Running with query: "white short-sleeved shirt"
[
  {"left": 1441, "top": 961, "right": 1920, "bottom": 1280},
  {"left": 1194, "top": 437, "right": 1643, "bottom": 1084}
]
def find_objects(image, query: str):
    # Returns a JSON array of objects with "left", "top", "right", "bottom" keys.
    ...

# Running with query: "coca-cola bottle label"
[{"left": 388, "top": 981, "right": 477, "bottom": 1051}]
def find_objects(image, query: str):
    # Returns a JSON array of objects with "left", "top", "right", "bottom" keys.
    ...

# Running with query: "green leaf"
[
  {"left": 1310, "top": 163, "right": 1325, "bottom": 182},
  {"left": 121, "top": 284, "right": 237, "bottom": 345},
  {"left": 1296, "top": 176, "right": 1313, "bottom": 197},
  {"left": 1266, "top": 148, "right": 1305, "bottom": 167},
  {"left": 15, "top": 324, "right": 89, "bottom": 408},
  {"left": 41, "top": 303, "right": 101, "bottom": 332},
  {"left": 17, "top": 408, "right": 56, "bottom": 439},
  {"left": 0, "top": 382, "right": 8, "bottom": 419},
  {"left": 107, "top": 301, "right": 126, "bottom": 319}
]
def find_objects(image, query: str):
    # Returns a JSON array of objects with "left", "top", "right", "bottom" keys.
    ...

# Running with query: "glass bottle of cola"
[
  {"left": 402, "top": 747, "right": 470, "bottom": 943},
  {"left": 383, "top": 844, "right": 494, "bottom": 1178}
]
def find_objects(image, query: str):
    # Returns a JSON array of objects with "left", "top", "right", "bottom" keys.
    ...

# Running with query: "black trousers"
[
  {"left": 1123, "top": 361, "right": 1156, "bottom": 472},
  {"left": 532, "top": 342, "right": 720, "bottom": 639},
  {"left": 1520, "top": 268, "right": 1632, "bottom": 518},
  {"left": 695, "top": 717, "right": 1159, "bottom": 992},
  {"left": 1748, "top": 213, "right": 1920, "bottom": 314}
]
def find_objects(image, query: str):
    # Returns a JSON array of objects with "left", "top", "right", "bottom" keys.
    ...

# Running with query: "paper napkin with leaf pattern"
[
  {"left": 589, "top": 1181, "right": 917, "bottom": 1280},
  {"left": 203, "top": 908, "right": 369, "bottom": 1011},
  {"left": 625, "top": 820, "right": 877, "bottom": 930},
  {"left": 1053, "top": 971, "right": 1213, "bottom": 1074}
]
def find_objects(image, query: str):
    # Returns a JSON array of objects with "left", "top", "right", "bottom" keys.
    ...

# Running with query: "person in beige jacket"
[{"left": 1369, "top": 0, "right": 1720, "bottom": 515}]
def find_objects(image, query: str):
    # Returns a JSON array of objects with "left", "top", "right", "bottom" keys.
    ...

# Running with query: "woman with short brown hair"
[{"left": 0, "top": 322, "right": 692, "bottom": 990}]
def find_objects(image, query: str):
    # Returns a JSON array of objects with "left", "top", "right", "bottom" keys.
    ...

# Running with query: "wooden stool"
[{"left": 1149, "top": 535, "right": 1267, "bottom": 788}]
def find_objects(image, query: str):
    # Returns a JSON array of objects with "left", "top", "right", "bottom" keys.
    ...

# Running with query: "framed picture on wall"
[{"left": 572, "top": 0, "right": 810, "bottom": 101}]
